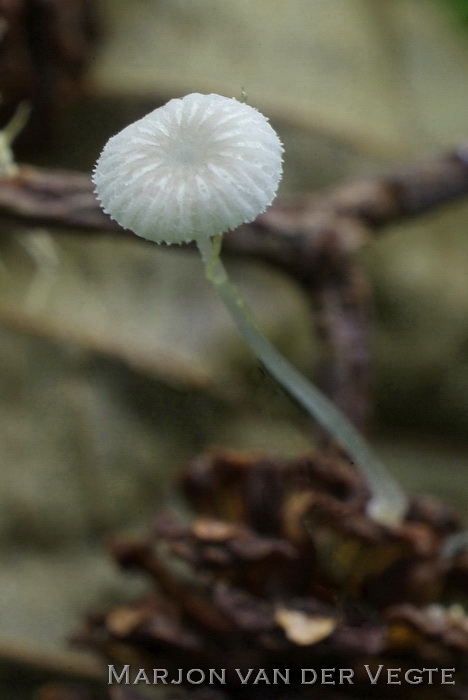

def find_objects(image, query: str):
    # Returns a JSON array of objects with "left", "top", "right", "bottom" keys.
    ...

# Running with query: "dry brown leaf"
[
  {"left": 274, "top": 607, "right": 337, "bottom": 646},
  {"left": 106, "top": 606, "right": 148, "bottom": 637},
  {"left": 192, "top": 519, "right": 241, "bottom": 542}
]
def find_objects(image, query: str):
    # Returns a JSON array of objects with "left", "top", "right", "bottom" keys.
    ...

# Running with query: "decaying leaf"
[
  {"left": 70, "top": 449, "right": 468, "bottom": 699},
  {"left": 274, "top": 607, "right": 337, "bottom": 645}
]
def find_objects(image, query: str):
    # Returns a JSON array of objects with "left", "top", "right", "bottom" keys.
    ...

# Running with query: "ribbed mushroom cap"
[{"left": 93, "top": 93, "right": 283, "bottom": 244}]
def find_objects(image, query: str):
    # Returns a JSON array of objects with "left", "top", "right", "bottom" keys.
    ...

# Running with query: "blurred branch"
[
  {"left": 225, "top": 146, "right": 468, "bottom": 274},
  {"left": 305, "top": 263, "right": 374, "bottom": 435},
  {"left": 0, "top": 166, "right": 111, "bottom": 232},
  {"left": 0, "top": 301, "right": 215, "bottom": 392},
  {"left": 1, "top": 146, "right": 468, "bottom": 431},
  {"left": 0, "top": 147, "right": 467, "bottom": 254}
]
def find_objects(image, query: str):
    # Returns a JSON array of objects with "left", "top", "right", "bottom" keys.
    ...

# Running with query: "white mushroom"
[
  {"left": 93, "top": 93, "right": 406, "bottom": 528},
  {"left": 93, "top": 93, "right": 283, "bottom": 244}
]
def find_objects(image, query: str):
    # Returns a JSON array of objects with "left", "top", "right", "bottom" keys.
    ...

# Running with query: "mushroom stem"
[{"left": 197, "top": 235, "right": 407, "bottom": 528}]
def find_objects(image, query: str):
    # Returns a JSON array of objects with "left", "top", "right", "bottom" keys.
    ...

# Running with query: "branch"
[
  {"left": 1, "top": 147, "right": 467, "bottom": 432},
  {"left": 0, "top": 146, "right": 468, "bottom": 246},
  {"left": 0, "top": 147, "right": 466, "bottom": 254},
  {"left": 0, "top": 166, "right": 114, "bottom": 233},
  {"left": 223, "top": 147, "right": 468, "bottom": 276}
]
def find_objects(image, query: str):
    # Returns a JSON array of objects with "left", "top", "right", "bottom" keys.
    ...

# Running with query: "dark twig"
[
  {"left": 1, "top": 147, "right": 468, "bottom": 432},
  {"left": 0, "top": 148, "right": 467, "bottom": 255},
  {"left": 304, "top": 263, "right": 374, "bottom": 434}
]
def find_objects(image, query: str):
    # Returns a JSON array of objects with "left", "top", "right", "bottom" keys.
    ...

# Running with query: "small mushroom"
[
  {"left": 93, "top": 93, "right": 406, "bottom": 527},
  {"left": 93, "top": 93, "right": 283, "bottom": 244}
]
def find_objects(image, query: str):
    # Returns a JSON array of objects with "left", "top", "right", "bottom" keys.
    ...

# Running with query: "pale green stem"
[
  {"left": 3, "top": 101, "right": 31, "bottom": 144},
  {"left": 197, "top": 234, "right": 407, "bottom": 527}
]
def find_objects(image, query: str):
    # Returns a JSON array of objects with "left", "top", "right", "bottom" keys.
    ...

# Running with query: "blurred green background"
[
  {"left": 1, "top": 0, "right": 468, "bottom": 695},
  {"left": 446, "top": 0, "right": 468, "bottom": 24}
]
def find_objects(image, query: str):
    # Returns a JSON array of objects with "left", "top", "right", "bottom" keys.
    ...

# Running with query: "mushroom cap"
[{"left": 93, "top": 93, "right": 283, "bottom": 245}]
